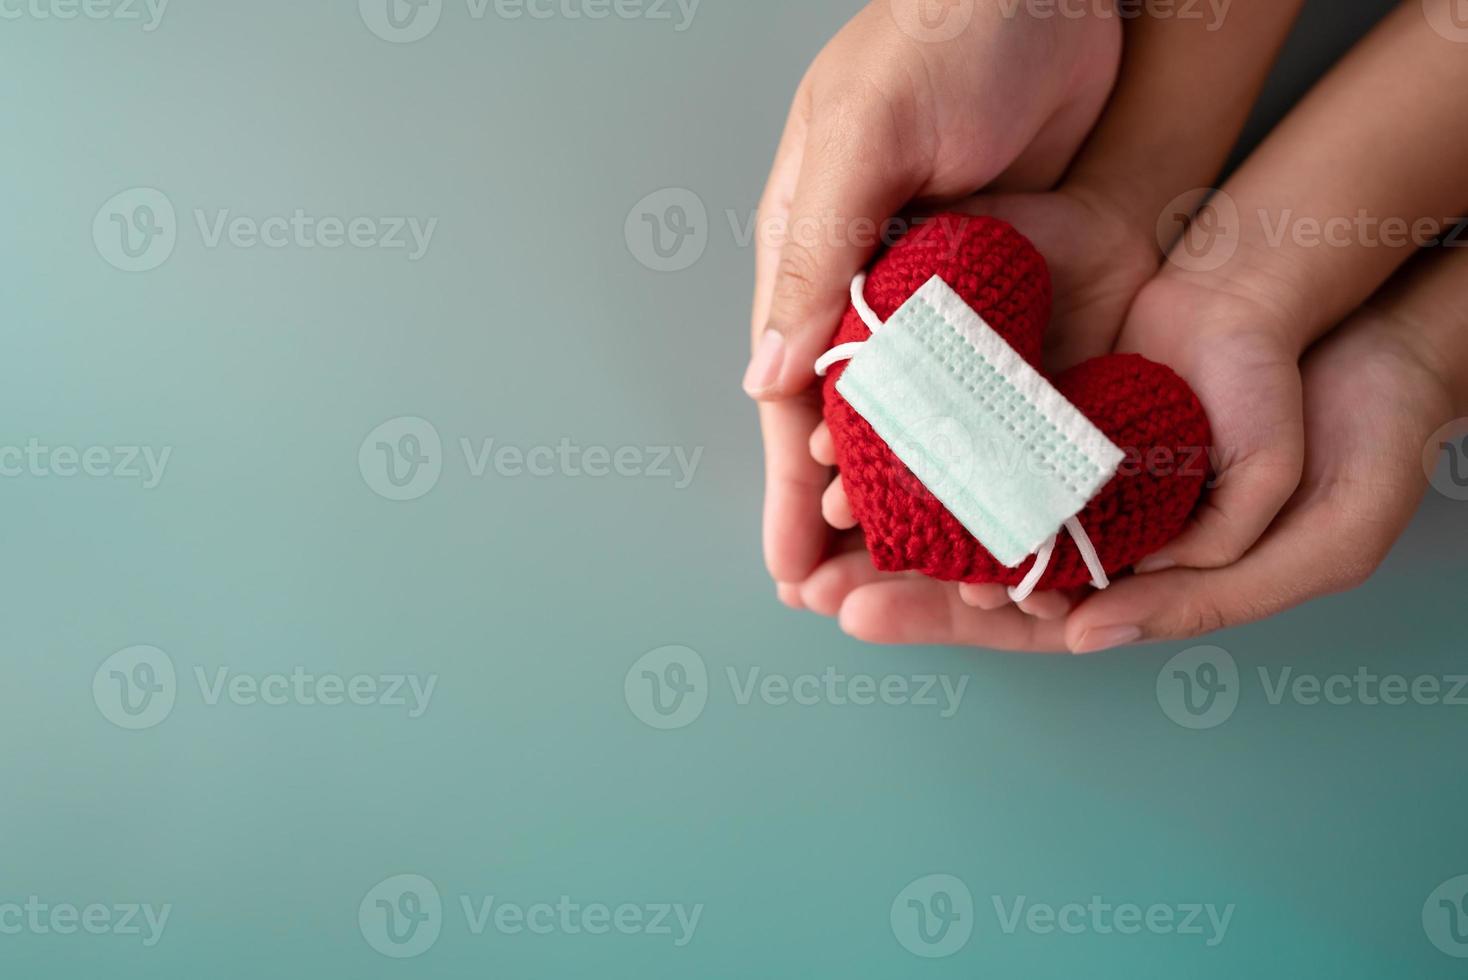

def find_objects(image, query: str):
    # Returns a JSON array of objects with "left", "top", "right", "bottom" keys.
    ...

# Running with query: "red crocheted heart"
[
  {"left": 822, "top": 215, "right": 1211, "bottom": 590},
  {"left": 824, "top": 213, "right": 1051, "bottom": 370}
]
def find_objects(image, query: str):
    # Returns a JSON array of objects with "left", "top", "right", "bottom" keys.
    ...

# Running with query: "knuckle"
[
  {"left": 772, "top": 243, "right": 824, "bottom": 308},
  {"left": 1185, "top": 508, "right": 1253, "bottom": 569},
  {"left": 1186, "top": 455, "right": 1305, "bottom": 569},
  {"left": 811, "top": 77, "right": 915, "bottom": 171},
  {"left": 1174, "top": 594, "right": 1232, "bottom": 641},
  {"left": 772, "top": 460, "right": 831, "bottom": 498},
  {"left": 816, "top": 84, "right": 884, "bottom": 142}
]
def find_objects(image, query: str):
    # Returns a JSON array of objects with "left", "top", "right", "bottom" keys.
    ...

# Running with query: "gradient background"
[{"left": 4, "top": 0, "right": 1468, "bottom": 976}]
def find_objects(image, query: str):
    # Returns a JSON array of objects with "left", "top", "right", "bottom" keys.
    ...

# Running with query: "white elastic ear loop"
[
  {"left": 818, "top": 271, "right": 1113, "bottom": 602},
  {"left": 1065, "top": 517, "right": 1110, "bottom": 592},
  {"left": 1007, "top": 517, "right": 1110, "bottom": 603},
  {"left": 815, "top": 273, "right": 883, "bottom": 376}
]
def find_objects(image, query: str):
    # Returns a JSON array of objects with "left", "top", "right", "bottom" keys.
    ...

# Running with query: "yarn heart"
[
  {"left": 824, "top": 213, "right": 1052, "bottom": 371},
  {"left": 821, "top": 214, "right": 1211, "bottom": 591}
]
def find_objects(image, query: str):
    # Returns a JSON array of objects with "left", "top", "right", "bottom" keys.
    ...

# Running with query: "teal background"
[{"left": 3, "top": 0, "right": 1466, "bottom": 976}]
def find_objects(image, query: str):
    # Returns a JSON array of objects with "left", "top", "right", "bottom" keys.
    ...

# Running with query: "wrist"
[{"left": 1119, "top": 269, "right": 1303, "bottom": 372}]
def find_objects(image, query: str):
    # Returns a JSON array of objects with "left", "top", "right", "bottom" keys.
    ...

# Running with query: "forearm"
[
  {"left": 1365, "top": 240, "right": 1468, "bottom": 419},
  {"left": 1067, "top": 0, "right": 1306, "bottom": 229},
  {"left": 1158, "top": 0, "right": 1468, "bottom": 353}
]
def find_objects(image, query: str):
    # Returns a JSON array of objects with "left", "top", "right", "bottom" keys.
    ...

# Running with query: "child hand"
[
  {"left": 802, "top": 2, "right": 1468, "bottom": 651},
  {"left": 800, "top": 187, "right": 1162, "bottom": 619},
  {"left": 828, "top": 246, "right": 1466, "bottom": 650}
]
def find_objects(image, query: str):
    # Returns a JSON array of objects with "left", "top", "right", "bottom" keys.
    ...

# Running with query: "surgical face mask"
[{"left": 817, "top": 274, "right": 1123, "bottom": 601}]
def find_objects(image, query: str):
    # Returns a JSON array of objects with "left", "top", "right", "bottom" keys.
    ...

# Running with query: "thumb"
[{"left": 742, "top": 100, "right": 923, "bottom": 400}]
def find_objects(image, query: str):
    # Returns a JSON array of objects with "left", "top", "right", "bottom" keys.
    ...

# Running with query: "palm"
[
  {"left": 826, "top": 281, "right": 1451, "bottom": 649},
  {"left": 800, "top": 189, "right": 1164, "bottom": 619},
  {"left": 755, "top": 4, "right": 1128, "bottom": 592},
  {"left": 952, "top": 190, "right": 1160, "bottom": 372},
  {"left": 1289, "top": 318, "right": 1443, "bottom": 532},
  {"left": 804, "top": 196, "right": 1315, "bottom": 647}
]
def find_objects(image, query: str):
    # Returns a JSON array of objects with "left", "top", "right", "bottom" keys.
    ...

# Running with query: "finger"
[
  {"left": 821, "top": 475, "right": 855, "bottom": 530},
  {"left": 800, "top": 544, "right": 905, "bottom": 618},
  {"left": 951, "top": 191, "right": 1152, "bottom": 369},
  {"left": 1134, "top": 447, "right": 1302, "bottom": 574},
  {"left": 957, "top": 583, "right": 1082, "bottom": 614},
  {"left": 1016, "top": 591, "right": 1073, "bottom": 622},
  {"left": 750, "top": 87, "right": 810, "bottom": 339},
  {"left": 1125, "top": 326, "right": 1305, "bottom": 573},
  {"left": 838, "top": 580, "right": 1069, "bottom": 652},
  {"left": 776, "top": 582, "right": 805, "bottom": 611},
  {"left": 753, "top": 90, "right": 829, "bottom": 585},
  {"left": 1065, "top": 490, "right": 1409, "bottom": 654},
  {"left": 745, "top": 91, "right": 925, "bottom": 400},
  {"left": 759, "top": 393, "right": 832, "bottom": 584},
  {"left": 958, "top": 583, "right": 1010, "bottom": 611},
  {"left": 1067, "top": 274, "right": 1461, "bottom": 652},
  {"left": 809, "top": 421, "right": 835, "bottom": 466}
]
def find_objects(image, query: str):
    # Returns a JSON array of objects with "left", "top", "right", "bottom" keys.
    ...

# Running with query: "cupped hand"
[
  {"left": 1059, "top": 248, "right": 1462, "bottom": 652},
  {"left": 823, "top": 246, "right": 1464, "bottom": 651},
  {"left": 795, "top": 0, "right": 1468, "bottom": 647},
  {"left": 797, "top": 186, "right": 1165, "bottom": 618},
  {"left": 749, "top": 0, "right": 1123, "bottom": 587}
]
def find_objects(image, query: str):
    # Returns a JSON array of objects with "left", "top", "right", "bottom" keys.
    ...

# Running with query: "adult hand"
[
  {"left": 799, "top": 2, "right": 1468, "bottom": 650},
  {"left": 748, "top": 0, "right": 1123, "bottom": 591},
  {"left": 829, "top": 243, "right": 1465, "bottom": 650}
]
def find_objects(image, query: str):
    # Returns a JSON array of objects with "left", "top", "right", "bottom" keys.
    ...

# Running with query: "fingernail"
[
  {"left": 1134, "top": 555, "right": 1176, "bottom": 574},
  {"left": 742, "top": 329, "right": 785, "bottom": 397},
  {"left": 960, "top": 584, "right": 1009, "bottom": 611},
  {"left": 1072, "top": 625, "right": 1143, "bottom": 656},
  {"left": 776, "top": 582, "right": 804, "bottom": 610}
]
